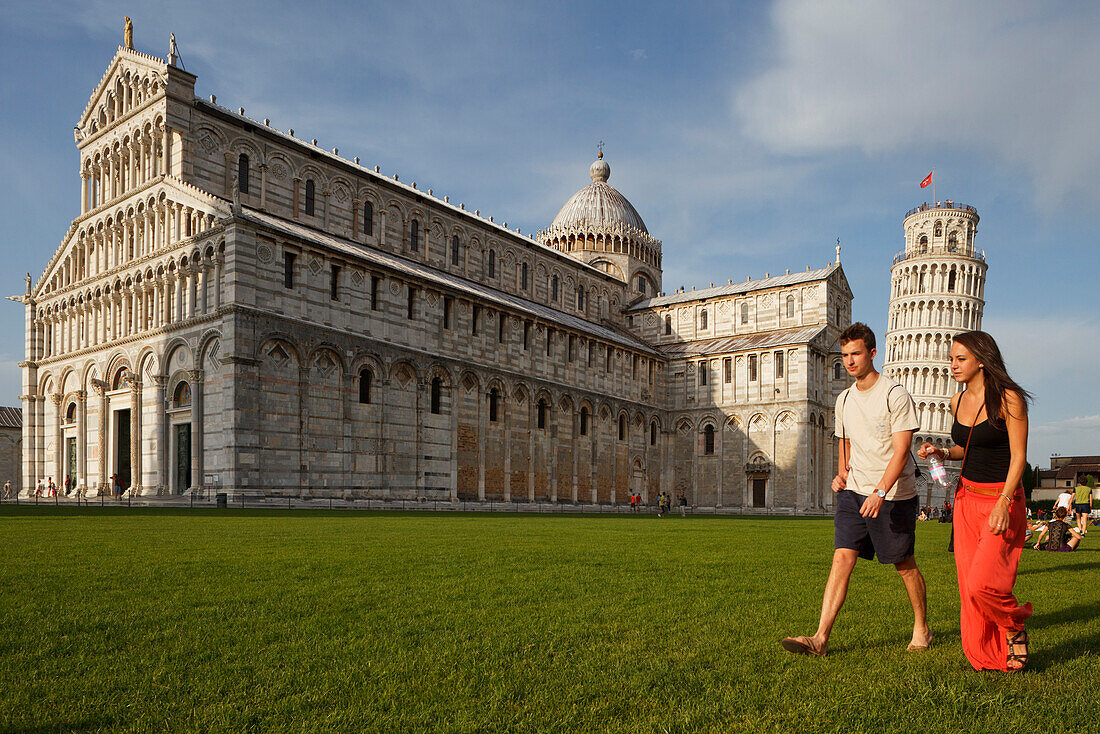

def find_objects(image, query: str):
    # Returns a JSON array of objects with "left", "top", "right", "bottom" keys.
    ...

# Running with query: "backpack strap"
[{"left": 881, "top": 381, "right": 923, "bottom": 478}]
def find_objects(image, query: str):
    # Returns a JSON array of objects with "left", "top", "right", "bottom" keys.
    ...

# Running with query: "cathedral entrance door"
[
  {"left": 752, "top": 478, "right": 766, "bottom": 508},
  {"left": 174, "top": 424, "right": 191, "bottom": 493},
  {"left": 631, "top": 467, "right": 645, "bottom": 504},
  {"left": 115, "top": 409, "right": 131, "bottom": 490},
  {"left": 66, "top": 436, "right": 77, "bottom": 488}
]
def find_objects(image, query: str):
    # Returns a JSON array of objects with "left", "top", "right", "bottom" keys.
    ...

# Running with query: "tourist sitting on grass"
[{"left": 1032, "top": 507, "right": 1082, "bottom": 552}]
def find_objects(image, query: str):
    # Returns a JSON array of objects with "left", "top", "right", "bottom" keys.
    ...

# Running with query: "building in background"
[
  {"left": 0, "top": 407, "right": 22, "bottom": 493},
  {"left": 1033, "top": 455, "right": 1100, "bottom": 502},
  {"left": 16, "top": 28, "right": 850, "bottom": 512}
]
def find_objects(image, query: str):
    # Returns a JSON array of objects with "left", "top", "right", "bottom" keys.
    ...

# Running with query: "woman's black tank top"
[{"left": 952, "top": 417, "right": 1011, "bottom": 483}]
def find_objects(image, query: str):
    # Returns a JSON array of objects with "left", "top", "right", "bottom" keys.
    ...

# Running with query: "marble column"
[
  {"left": 189, "top": 370, "right": 204, "bottom": 492},
  {"left": 129, "top": 379, "right": 142, "bottom": 494},
  {"left": 213, "top": 256, "right": 223, "bottom": 310},
  {"left": 93, "top": 382, "right": 107, "bottom": 490},
  {"left": 51, "top": 393, "right": 62, "bottom": 489},
  {"left": 174, "top": 272, "right": 184, "bottom": 322},
  {"left": 152, "top": 376, "right": 168, "bottom": 494},
  {"left": 76, "top": 390, "right": 87, "bottom": 492}
]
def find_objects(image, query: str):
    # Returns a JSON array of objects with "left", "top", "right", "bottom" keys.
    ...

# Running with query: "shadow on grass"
[
  {"left": 1024, "top": 599, "right": 1100, "bottom": 672},
  {"left": 1018, "top": 559, "right": 1100, "bottom": 575}
]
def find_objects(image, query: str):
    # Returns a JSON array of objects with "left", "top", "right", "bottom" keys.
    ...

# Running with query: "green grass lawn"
[{"left": 1, "top": 507, "right": 1097, "bottom": 733}]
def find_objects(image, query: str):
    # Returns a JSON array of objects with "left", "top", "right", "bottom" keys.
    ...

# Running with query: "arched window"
[
  {"left": 537, "top": 399, "right": 548, "bottom": 429},
  {"left": 65, "top": 403, "right": 76, "bottom": 423},
  {"left": 551, "top": 274, "right": 559, "bottom": 302},
  {"left": 451, "top": 235, "right": 460, "bottom": 265},
  {"left": 408, "top": 219, "right": 419, "bottom": 251},
  {"left": 580, "top": 406, "right": 589, "bottom": 436},
  {"left": 636, "top": 275, "right": 647, "bottom": 295},
  {"left": 740, "top": 303, "right": 749, "bottom": 324},
  {"left": 833, "top": 362, "right": 843, "bottom": 380},
  {"left": 488, "top": 388, "right": 499, "bottom": 422},
  {"left": 363, "top": 201, "right": 373, "bottom": 236},
  {"left": 358, "top": 369, "right": 371, "bottom": 404},
  {"left": 577, "top": 285, "right": 585, "bottom": 311},
  {"left": 918, "top": 235, "right": 928, "bottom": 252},
  {"left": 699, "top": 309, "right": 708, "bottom": 330},
  {"left": 948, "top": 233, "right": 958, "bottom": 252},
  {"left": 430, "top": 377, "right": 442, "bottom": 415},
  {"left": 786, "top": 295, "right": 795, "bottom": 318},
  {"left": 665, "top": 314, "right": 672, "bottom": 335},
  {"left": 650, "top": 422, "right": 657, "bottom": 446},
  {"left": 237, "top": 153, "right": 250, "bottom": 194},
  {"left": 934, "top": 221, "right": 943, "bottom": 237},
  {"left": 173, "top": 381, "right": 191, "bottom": 408},
  {"left": 521, "top": 262, "right": 528, "bottom": 290},
  {"left": 704, "top": 425, "right": 715, "bottom": 455},
  {"left": 618, "top": 415, "right": 626, "bottom": 441},
  {"left": 947, "top": 270, "right": 957, "bottom": 292},
  {"left": 304, "top": 179, "right": 315, "bottom": 216},
  {"left": 487, "top": 250, "right": 496, "bottom": 279}
]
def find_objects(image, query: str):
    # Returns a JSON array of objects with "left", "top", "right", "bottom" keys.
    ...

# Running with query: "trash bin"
[{"left": 216, "top": 492, "right": 227, "bottom": 508}]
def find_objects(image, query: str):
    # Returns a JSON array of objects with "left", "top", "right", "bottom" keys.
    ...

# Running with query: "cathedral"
[{"left": 17, "top": 31, "right": 853, "bottom": 512}]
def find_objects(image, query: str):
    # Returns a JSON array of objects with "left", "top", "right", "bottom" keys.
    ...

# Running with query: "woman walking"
[{"left": 918, "top": 331, "right": 1032, "bottom": 671}]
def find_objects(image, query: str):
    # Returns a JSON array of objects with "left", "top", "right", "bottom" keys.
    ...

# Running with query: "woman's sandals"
[{"left": 1006, "top": 629, "right": 1029, "bottom": 671}]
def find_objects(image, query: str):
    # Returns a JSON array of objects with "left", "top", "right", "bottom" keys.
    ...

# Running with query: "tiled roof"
[
  {"left": 628, "top": 265, "right": 840, "bottom": 310},
  {"left": 239, "top": 208, "right": 661, "bottom": 356},
  {"left": 657, "top": 325, "right": 830, "bottom": 358},
  {"left": 0, "top": 407, "right": 22, "bottom": 429},
  {"left": 1056, "top": 463, "right": 1100, "bottom": 480}
]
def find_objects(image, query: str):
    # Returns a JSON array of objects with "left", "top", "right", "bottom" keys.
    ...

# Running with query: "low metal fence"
[{"left": 0, "top": 493, "right": 832, "bottom": 516}]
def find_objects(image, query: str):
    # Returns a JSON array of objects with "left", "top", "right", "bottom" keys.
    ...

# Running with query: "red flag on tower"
[{"left": 920, "top": 170, "right": 934, "bottom": 188}]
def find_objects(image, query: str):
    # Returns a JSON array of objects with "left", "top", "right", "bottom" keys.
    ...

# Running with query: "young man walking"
[{"left": 781, "top": 323, "right": 933, "bottom": 656}]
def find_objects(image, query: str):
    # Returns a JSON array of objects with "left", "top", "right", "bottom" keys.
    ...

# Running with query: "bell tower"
[{"left": 883, "top": 201, "right": 987, "bottom": 461}]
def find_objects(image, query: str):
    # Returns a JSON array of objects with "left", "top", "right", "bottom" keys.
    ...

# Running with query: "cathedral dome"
[{"left": 550, "top": 153, "right": 649, "bottom": 234}]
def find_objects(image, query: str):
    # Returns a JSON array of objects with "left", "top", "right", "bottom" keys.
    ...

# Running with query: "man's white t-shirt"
[
  {"left": 834, "top": 374, "right": 920, "bottom": 501},
  {"left": 1055, "top": 491, "right": 1074, "bottom": 510}
]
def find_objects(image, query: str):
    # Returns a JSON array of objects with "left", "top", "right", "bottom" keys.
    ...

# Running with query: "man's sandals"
[
  {"left": 1006, "top": 629, "right": 1029, "bottom": 671},
  {"left": 780, "top": 636, "right": 826, "bottom": 657}
]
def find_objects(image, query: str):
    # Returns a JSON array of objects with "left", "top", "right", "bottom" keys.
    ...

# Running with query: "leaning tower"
[{"left": 884, "top": 202, "right": 987, "bottom": 460}]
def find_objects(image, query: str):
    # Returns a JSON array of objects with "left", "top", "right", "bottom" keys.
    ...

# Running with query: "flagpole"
[{"left": 932, "top": 168, "right": 935, "bottom": 206}]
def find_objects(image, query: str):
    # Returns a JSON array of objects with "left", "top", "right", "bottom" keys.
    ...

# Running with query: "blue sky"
[{"left": 1, "top": 0, "right": 1097, "bottom": 468}]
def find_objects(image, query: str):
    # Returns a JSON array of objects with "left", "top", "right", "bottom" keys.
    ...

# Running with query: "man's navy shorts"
[{"left": 834, "top": 489, "right": 918, "bottom": 564}]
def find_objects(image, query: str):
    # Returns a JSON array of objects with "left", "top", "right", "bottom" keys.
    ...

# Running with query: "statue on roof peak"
[{"left": 124, "top": 17, "right": 133, "bottom": 49}]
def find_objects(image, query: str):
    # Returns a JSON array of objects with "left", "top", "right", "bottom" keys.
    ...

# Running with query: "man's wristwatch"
[{"left": 874, "top": 489, "right": 887, "bottom": 498}]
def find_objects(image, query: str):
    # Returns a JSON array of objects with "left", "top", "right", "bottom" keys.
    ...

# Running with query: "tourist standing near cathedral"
[
  {"left": 782, "top": 323, "right": 931, "bottom": 657},
  {"left": 919, "top": 330, "right": 1032, "bottom": 671}
]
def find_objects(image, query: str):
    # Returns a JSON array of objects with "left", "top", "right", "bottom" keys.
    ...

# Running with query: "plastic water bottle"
[{"left": 928, "top": 454, "right": 951, "bottom": 488}]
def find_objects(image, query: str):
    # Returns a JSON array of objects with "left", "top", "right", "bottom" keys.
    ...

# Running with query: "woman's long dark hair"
[{"left": 953, "top": 331, "right": 1033, "bottom": 428}]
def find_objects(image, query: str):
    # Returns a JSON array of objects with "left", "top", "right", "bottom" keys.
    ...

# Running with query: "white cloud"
[{"left": 735, "top": 0, "right": 1100, "bottom": 211}]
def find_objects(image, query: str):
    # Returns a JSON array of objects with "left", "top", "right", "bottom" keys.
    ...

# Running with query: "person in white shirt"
[
  {"left": 1055, "top": 489, "right": 1074, "bottom": 513},
  {"left": 782, "top": 323, "right": 932, "bottom": 657}
]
